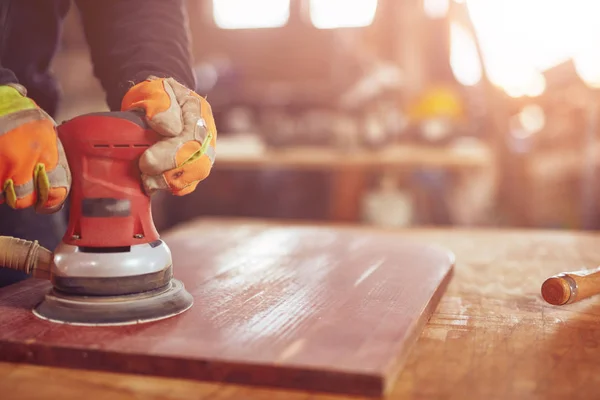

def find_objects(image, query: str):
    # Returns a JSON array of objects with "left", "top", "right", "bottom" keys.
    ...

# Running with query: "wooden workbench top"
[
  {"left": 3, "top": 218, "right": 600, "bottom": 399},
  {"left": 213, "top": 143, "right": 492, "bottom": 170}
]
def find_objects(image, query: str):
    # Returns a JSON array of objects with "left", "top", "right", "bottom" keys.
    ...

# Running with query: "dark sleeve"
[
  {"left": 0, "top": 2, "right": 18, "bottom": 86},
  {"left": 0, "top": 68, "right": 18, "bottom": 86},
  {"left": 74, "top": 0, "right": 197, "bottom": 111}
]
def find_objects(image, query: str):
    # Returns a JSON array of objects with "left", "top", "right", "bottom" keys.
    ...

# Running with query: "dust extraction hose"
[{"left": 0, "top": 236, "right": 52, "bottom": 279}]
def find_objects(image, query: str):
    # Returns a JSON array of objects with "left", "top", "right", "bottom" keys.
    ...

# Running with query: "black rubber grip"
[{"left": 81, "top": 198, "right": 131, "bottom": 217}]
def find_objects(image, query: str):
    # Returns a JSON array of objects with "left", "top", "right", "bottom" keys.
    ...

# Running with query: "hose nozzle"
[{"left": 0, "top": 236, "right": 52, "bottom": 279}]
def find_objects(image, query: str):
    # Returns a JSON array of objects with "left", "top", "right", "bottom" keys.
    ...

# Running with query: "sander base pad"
[{"left": 32, "top": 279, "right": 193, "bottom": 326}]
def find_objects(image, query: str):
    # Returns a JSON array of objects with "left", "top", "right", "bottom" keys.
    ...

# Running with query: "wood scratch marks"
[
  {"left": 354, "top": 259, "right": 384, "bottom": 287},
  {"left": 277, "top": 339, "right": 306, "bottom": 362}
]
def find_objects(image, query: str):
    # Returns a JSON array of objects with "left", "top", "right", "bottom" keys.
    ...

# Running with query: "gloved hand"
[
  {"left": 121, "top": 76, "right": 217, "bottom": 196},
  {"left": 0, "top": 84, "right": 71, "bottom": 212}
]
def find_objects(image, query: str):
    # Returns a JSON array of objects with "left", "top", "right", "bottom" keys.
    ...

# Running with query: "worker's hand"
[
  {"left": 0, "top": 84, "right": 71, "bottom": 212},
  {"left": 121, "top": 76, "right": 216, "bottom": 196}
]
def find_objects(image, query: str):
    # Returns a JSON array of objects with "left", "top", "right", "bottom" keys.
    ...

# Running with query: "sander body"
[{"left": 21, "top": 111, "right": 193, "bottom": 326}]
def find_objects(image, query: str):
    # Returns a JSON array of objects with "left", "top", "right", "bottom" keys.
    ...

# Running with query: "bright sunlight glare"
[
  {"left": 310, "top": 0, "right": 378, "bottom": 29},
  {"left": 424, "top": 0, "right": 450, "bottom": 19},
  {"left": 213, "top": 0, "right": 290, "bottom": 29},
  {"left": 450, "top": 22, "right": 482, "bottom": 86},
  {"left": 518, "top": 104, "right": 545, "bottom": 135},
  {"left": 465, "top": 0, "right": 600, "bottom": 95}
]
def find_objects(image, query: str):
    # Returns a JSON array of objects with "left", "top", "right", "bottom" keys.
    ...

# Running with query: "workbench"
[
  {"left": 2, "top": 218, "right": 600, "bottom": 399},
  {"left": 212, "top": 143, "right": 494, "bottom": 222}
]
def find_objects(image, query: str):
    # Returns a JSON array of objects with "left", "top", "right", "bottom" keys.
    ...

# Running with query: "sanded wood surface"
[{"left": 0, "top": 219, "right": 454, "bottom": 397}]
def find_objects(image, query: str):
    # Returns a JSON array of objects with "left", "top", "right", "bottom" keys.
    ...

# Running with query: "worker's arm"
[
  {"left": 0, "top": 4, "right": 70, "bottom": 212},
  {"left": 76, "top": 0, "right": 215, "bottom": 196},
  {"left": 74, "top": 0, "right": 196, "bottom": 111}
]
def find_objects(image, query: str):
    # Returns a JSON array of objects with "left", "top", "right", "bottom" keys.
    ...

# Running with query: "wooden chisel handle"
[{"left": 541, "top": 267, "right": 600, "bottom": 305}]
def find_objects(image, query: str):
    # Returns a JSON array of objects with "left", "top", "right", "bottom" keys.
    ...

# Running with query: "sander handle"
[{"left": 58, "top": 109, "right": 162, "bottom": 247}]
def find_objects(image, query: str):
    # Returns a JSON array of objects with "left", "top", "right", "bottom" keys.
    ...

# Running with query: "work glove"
[
  {"left": 121, "top": 76, "right": 217, "bottom": 196},
  {"left": 0, "top": 84, "right": 71, "bottom": 212}
]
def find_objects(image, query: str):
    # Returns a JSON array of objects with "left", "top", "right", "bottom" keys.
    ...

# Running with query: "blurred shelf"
[
  {"left": 527, "top": 144, "right": 600, "bottom": 178},
  {"left": 214, "top": 143, "right": 493, "bottom": 171}
]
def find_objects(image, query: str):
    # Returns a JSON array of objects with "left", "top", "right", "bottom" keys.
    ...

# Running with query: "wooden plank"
[
  {"left": 0, "top": 223, "right": 453, "bottom": 397},
  {"left": 213, "top": 144, "right": 492, "bottom": 171}
]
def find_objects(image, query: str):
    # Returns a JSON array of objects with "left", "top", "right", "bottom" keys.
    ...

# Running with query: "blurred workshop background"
[{"left": 52, "top": 0, "right": 600, "bottom": 231}]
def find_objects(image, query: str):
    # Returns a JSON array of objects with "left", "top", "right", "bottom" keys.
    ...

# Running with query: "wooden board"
[
  {"left": 214, "top": 144, "right": 492, "bottom": 171},
  {"left": 0, "top": 223, "right": 454, "bottom": 397},
  {"left": 6, "top": 220, "right": 600, "bottom": 399}
]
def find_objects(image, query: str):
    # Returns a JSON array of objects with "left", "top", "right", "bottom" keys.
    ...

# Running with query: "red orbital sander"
[{"left": 0, "top": 111, "right": 193, "bottom": 326}]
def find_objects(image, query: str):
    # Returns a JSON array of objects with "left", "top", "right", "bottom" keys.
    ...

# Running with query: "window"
[
  {"left": 213, "top": 0, "right": 290, "bottom": 29},
  {"left": 309, "top": 0, "right": 378, "bottom": 29},
  {"left": 466, "top": 0, "right": 599, "bottom": 94}
]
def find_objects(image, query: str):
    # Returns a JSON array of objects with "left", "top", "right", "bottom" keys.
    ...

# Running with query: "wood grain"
[{"left": 0, "top": 220, "right": 454, "bottom": 397}]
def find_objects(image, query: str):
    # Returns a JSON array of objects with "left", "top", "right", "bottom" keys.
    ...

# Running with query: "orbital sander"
[{"left": 0, "top": 111, "right": 193, "bottom": 326}]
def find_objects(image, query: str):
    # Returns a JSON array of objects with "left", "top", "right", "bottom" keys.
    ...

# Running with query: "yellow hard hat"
[{"left": 408, "top": 85, "right": 464, "bottom": 122}]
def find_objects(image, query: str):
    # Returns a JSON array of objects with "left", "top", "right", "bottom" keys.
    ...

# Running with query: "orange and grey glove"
[
  {"left": 121, "top": 76, "right": 216, "bottom": 196},
  {"left": 0, "top": 84, "right": 71, "bottom": 212}
]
